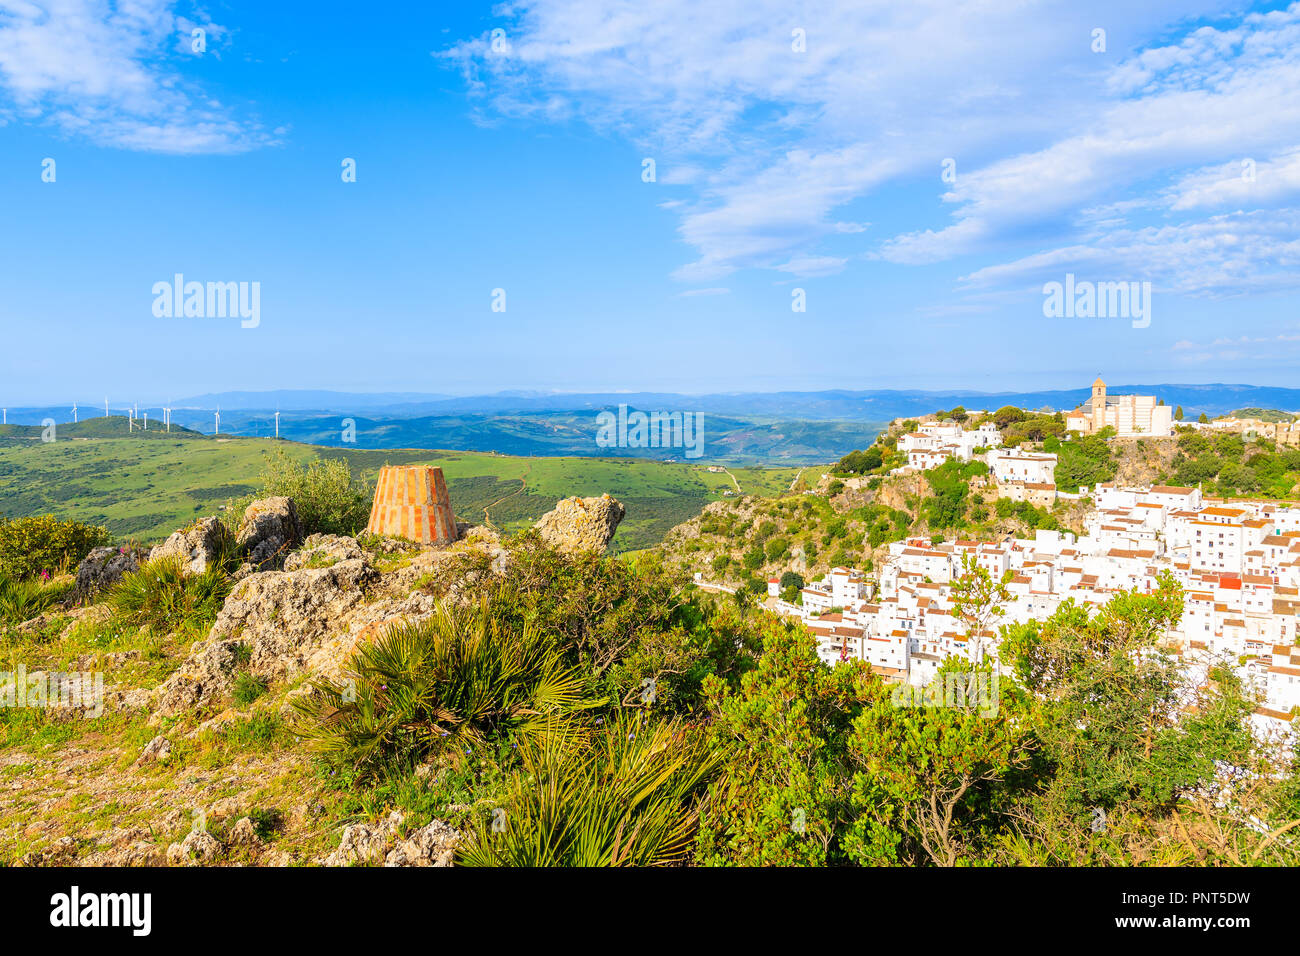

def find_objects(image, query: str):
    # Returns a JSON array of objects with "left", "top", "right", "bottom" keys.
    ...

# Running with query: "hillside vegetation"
[
  {"left": 0, "top": 499, "right": 1294, "bottom": 867},
  {"left": 0, "top": 430, "right": 799, "bottom": 552}
]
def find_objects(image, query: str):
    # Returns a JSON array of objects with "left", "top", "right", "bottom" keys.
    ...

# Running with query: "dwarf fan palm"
[
  {"left": 293, "top": 599, "right": 598, "bottom": 776},
  {"left": 458, "top": 712, "right": 722, "bottom": 867}
]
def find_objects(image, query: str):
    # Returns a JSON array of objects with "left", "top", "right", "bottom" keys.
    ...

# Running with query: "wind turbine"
[
  {"left": 214, "top": 407, "right": 220, "bottom": 436},
  {"left": 104, "top": 397, "right": 109, "bottom": 418},
  {"left": 72, "top": 402, "right": 78, "bottom": 423},
  {"left": 164, "top": 406, "right": 171, "bottom": 432},
  {"left": 2, "top": 409, "right": 6, "bottom": 425},
  {"left": 274, "top": 410, "right": 280, "bottom": 439},
  {"left": 142, "top": 410, "right": 148, "bottom": 431}
]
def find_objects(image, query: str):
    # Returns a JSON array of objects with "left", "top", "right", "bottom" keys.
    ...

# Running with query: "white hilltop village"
[{"left": 703, "top": 379, "right": 1300, "bottom": 751}]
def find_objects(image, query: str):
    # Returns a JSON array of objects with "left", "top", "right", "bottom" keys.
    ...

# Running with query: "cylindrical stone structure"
[{"left": 365, "top": 465, "right": 458, "bottom": 545}]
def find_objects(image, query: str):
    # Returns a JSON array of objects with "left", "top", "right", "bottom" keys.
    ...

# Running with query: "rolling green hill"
[{"left": 0, "top": 429, "right": 803, "bottom": 552}]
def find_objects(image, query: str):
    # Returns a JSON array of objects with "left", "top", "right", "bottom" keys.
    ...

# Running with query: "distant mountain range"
[
  {"left": 5, "top": 384, "right": 1298, "bottom": 464},
  {"left": 150, "top": 384, "right": 1300, "bottom": 420}
]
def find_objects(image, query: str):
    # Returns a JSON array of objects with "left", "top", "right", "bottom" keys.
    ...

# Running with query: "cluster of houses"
[
  {"left": 768, "top": 482, "right": 1300, "bottom": 747},
  {"left": 894, "top": 419, "right": 1061, "bottom": 506},
  {"left": 1184, "top": 415, "right": 1300, "bottom": 446},
  {"left": 896, "top": 419, "right": 1002, "bottom": 471}
]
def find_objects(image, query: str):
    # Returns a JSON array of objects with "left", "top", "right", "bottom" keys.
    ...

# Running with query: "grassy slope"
[{"left": 0, "top": 429, "right": 802, "bottom": 553}]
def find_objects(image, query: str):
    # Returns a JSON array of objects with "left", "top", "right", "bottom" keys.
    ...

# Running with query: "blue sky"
[{"left": 1, "top": 0, "right": 1298, "bottom": 405}]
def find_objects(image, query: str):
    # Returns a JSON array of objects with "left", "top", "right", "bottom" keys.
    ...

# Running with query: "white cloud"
[
  {"left": 1166, "top": 148, "right": 1300, "bottom": 210},
  {"left": 444, "top": 0, "right": 1300, "bottom": 295},
  {"left": 960, "top": 209, "right": 1300, "bottom": 297},
  {"left": 0, "top": 0, "right": 273, "bottom": 153}
]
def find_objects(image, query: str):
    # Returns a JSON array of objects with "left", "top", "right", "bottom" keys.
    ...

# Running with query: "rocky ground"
[{"left": 0, "top": 493, "right": 623, "bottom": 867}]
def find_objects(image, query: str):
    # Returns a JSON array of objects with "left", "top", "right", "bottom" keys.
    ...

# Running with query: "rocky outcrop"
[
  {"left": 70, "top": 546, "right": 145, "bottom": 603},
  {"left": 149, "top": 517, "right": 231, "bottom": 575},
  {"left": 534, "top": 494, "right": 625, "bottom": 554},
  {"left": 300, "top": 590, "right": 442, "bottom": 687},
  {"left": 135, "top": 734, "right": 172, "bottom": 765},
  {"left": 150, "top": 639, "right": 245, "bottom": 720},
  {"left": 383, "top": 818, "right": 460, "bottom": 867},
  {"left": 151, "top": 557, "right": 378, "bottom": 719},
  {"left": 284, "top": 533, "right": 364, "bottom": 571},
  {"left": 213, "top": 559, "right": 378, "bottom": 681},
  {"left": 228, "top": 817, "right": 263, "bottom": 848},
  {"left": 166, "top": 828, "right": 223, "bottom": 866},
  {"left": 21, "top": 836, "right": 78, "bottom": 866},
  {"left": 150, "top": 514, "right": 516, "bottom": 721},
  {"left": 235, "top": 497, "right": 303, "bottom": 572},
  {"left": 320, "top": 811, "right": 459, "bottom": 867}
]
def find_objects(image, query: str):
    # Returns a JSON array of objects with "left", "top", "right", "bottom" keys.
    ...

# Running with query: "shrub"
[
  {"left": 0, "top": 572, "right": 73, "bottom": 626},
  {"left": 232, "top": 672, "right": 269, "bottom": 707},
  {"left": 246, "top": 807, "right": 285, "bottom": 841},
  {"left": 0, "top": 515, "right": 111, "bottom": 580},
  {"left": 244, "top": 449, "right": 372, "bottom": 537},
  {"left": 764, "top": 536, "right": 790, "bottom": 562},
  {"left": 458, "top": 713, "right": 721, "bottom": 867},
  {"left": 107, "top": 556, "right": 232, "bottom": 635},
  {"left": 834, "top": 447, "right": 883, "bottom": 475},
  {"left": 293, "top": 599, "right": 600, "bottom": 777}
]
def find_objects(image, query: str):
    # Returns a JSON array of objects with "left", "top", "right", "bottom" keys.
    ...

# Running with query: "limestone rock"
[
  {"left": 166, "top": 828, "right": 223, "bottom": 866},
  {"left": 150, "top": 558, "right": 377, "bottom": 719},
  {"left": 284, "top": 533, "right": 364, "bottom": 571},
  {"left": 321, "top": 811, "right": 405, "bottom": 866},
  {"left": 235, "top": 497, "right": 303, "bottom": 572},
  {"left": 21, "top": 836, "right": 77, "bottom": 866},
  {"left": 149, "top": 517, "right": 231, "bottom": 575},
  {"left": 135, "top": 734, "right": 172, "bottom": 765},
  {"left": 228, "top": 816, "right": 263, "bottom": 848},
  {"left": 534, "top": 494, "right": 626, "bottom": 554},
  {"left": 213, "top": 559, "right": 377, "bottom": 681},
  {"left": 383, "top": 818, "right": 460, "bottom": 867},
  {"left": 70, "top": 546, "right": 145, "bottom": 603},
  {"left": 103, "top": 842, "right": 166, "bottom": 867},
  {"left": 299, "top": 590, "right": 441, "bottom": 688},
  {"left": 150, "top": 639, "right": 244, "bottom": 721}
]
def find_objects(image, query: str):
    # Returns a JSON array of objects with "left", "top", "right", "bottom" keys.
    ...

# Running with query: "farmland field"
[{"left": 0, "top": 422, "right": 806, "bottom": 552}]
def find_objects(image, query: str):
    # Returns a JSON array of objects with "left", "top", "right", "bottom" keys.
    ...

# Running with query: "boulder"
[
  {"left": 70, "top": 546, "right": 145, "bottom": 603},
  {"left": 149, "top": 517, "right": 231, "bottom": 575},
  {"left": 135, "top": 734, "right": 172, "bottom": 765},
  {"left": 321, "top": 811, "right": 405, "bottom": 867},
  {"left": 383, "top": 818, "right": 460, "bottom": 867},
  {"left": 150, "top": 639, "right": 245, "bottom": 720},
  {"left": 21, "top": 836, "right": 78, "bottom": 866},
  {"left": 212, "top": 559, "right": 377, "bottom": 681},
  {"left": 284, "top": 533, "right": 364, "bottom": 571},
  {"left": 228, "top": 817, "right": 263, "bottom": 848},
  {"left": 150, "top": 558, "right": 378, "bottom": 719},
  {"left": 166, "top": 828, "right": 223, "bottom": 866},
  {"left": 236, "top": 497, "right": 303, "bottom": 572},
  {"left": 320, "top": 812, "right": 459, "bottom": 867},
  {"left": 534, "top": 494, "right": 626, "bottom": 554}
]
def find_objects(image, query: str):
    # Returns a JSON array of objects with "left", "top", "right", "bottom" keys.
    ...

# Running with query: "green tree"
[
  {"left": 1000, "top": 575, "right": 1255, "bottom": 831},
  {"left": 696, "top": 621, "right": 865, "bottom": 865},
  {"left": 845, "top": 660, "right": 1031, "bottom": 865}
]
